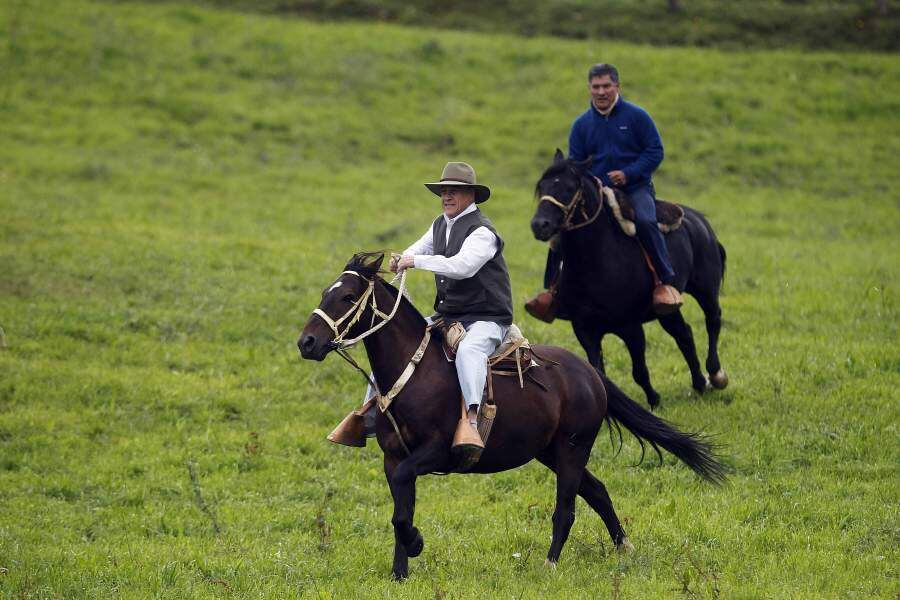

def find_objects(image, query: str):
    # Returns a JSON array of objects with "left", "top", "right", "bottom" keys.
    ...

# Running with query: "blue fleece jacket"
[{"left": 568, "top": 97, "right": 664, "bottom": 192}]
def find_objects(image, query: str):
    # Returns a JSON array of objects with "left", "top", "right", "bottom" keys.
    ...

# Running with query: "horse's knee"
[{"left": 391, "top": 463, "right": 415, "bottom": 487}]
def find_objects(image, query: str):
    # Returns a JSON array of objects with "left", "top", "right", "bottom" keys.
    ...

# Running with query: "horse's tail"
[
  {"left": 602, "top": 375, "right": 727, "bottom": 485},
  {"left": 718, "top": 241, "right": 727, "bottom": 282}
]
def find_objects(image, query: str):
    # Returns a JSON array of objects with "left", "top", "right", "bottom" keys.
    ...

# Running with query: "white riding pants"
[
  {"left": 455, "top": 320, "right": 508, "bottom": 410},
  {"left": 360, "top": 318, "right": 508, "bottom": 410}
]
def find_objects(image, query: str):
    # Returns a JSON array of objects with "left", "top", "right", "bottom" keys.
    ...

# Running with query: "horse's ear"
[
  {"left": 576, "top": 155, "right": 593, "bottom": 169},
  {"left": 554, "top": 148, "right": 565, "bottom": 163},
  {"left": 363, "top": 252, "right": 385, "bottom": 272}
]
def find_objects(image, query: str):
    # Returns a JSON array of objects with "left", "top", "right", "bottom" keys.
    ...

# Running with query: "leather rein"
[
  {"left": 538, "top": 173, "right": 604, "bottom": 232},
  {"left": 312, "top": 269, "right": 426, "bottom": 455}
]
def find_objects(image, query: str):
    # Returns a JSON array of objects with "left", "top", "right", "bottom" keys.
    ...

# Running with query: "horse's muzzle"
[
  {"left": 298, "top": 333, "right": 327, "bottom": 361},
  {"left": 531, "top": 216, "right": 556, "bottom": 242}
]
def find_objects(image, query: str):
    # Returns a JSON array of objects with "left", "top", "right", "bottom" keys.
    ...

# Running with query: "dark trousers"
[{"left": 630, "top": 183, "right": 675, "bottom": 284}]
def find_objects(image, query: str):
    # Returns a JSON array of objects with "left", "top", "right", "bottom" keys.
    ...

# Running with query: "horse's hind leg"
[
  {"left": 657, "top": 311, "right": 708, "bottom": 394},
  {"left": 578, "top": 469, "right": 632, "bottom": 553},
  {"left": 616, "top": 323, "right": 660, "bottom": 408},
  {"left": 691, "top": 287, "right": 728, "bottom": 389}
]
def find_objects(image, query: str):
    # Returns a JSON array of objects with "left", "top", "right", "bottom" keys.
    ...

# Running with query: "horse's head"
[
  {"left": 297, "top": 252, "right": 385, "bottom": 361},
  {"left": 531, "top": 149, "right": 595, "bottom": 241}
]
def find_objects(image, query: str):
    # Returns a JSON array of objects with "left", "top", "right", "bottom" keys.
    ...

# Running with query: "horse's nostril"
[{"left": 300, "top": 335, "right": 316, "bottom": 352}]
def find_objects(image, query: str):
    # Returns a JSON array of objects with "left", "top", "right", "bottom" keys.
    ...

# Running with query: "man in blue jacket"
[{"left": 529, "top": 63, "right": 681, "bottom": 318}]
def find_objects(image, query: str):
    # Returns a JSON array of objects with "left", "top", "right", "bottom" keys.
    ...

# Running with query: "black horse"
[
  {"left": 531, "top": 150, "right": 728, "bottom": 407},
  {"left": 299, "top": 252, "right": 725, "bottom": 580}
]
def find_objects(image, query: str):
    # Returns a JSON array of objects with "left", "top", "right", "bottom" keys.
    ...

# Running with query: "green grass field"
[
  {"left": 210, "top": 0, "right": 900, "bottom": 52},
  {"left": 1, "top": 1, "right": 898, "bottom": 597}
]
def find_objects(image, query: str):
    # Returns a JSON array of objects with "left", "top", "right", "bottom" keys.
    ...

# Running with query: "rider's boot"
[
  {"left": 652, "top": 284, "right": 683, "bottom": 315},
  {"left": 524, "top": 289, "right": 557, "bottom": 323}
]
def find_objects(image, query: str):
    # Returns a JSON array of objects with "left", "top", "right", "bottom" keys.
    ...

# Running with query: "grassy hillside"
[
  {"left": 205, "top": 0, "right": 900, "bottom": 51},
  {"left": 1, "top": 0, "right": 898, "bottom": 597}
]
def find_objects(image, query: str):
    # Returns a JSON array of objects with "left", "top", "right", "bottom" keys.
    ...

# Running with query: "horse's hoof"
[
  {"left": 405, "top": 531, "right": 424, "bottom": 558},
  {"left": 391, "top": 569, "right": 408, "bottom": 582},
  {"left": 616, "top": 538, "right": 635, "bottom": 555},
  {"left": 709, "top": 369, "right": 729, "bottom": 389},
  {"left": 648, "top": 392, "right": 661, "bottom": 410},
  {"left": 543, "top": 559, "right": 557, "bottom": 569},
  {"left": 694, "top": 377, "right": 710, "bottom": 394}
]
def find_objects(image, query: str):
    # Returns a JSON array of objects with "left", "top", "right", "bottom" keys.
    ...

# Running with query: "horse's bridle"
[
  {"left": 538, "top": 173, "right": 603, "bottom": 232},
  {"left": 311, "top": 268, "right": 420, "bottom": 456},
  {"left": 312, "top": 269, "right": 408, "bottom": 350}
]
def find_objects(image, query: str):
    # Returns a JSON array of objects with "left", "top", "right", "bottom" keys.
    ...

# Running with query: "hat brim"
[{"left": 424, "top": 181, "right": 491, "bottom": 203}]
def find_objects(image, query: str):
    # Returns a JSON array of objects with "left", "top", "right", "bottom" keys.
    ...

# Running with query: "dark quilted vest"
[{"left": 432, "top": 210, "right": 513, "bottom": 325}]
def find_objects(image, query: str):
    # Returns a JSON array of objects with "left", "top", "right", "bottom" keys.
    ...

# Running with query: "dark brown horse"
[
  {"left": 531, "top": 150, "right": 728, "bottom": 407},
  {"left": 298, "top": 252, "right": 725, "bottom": 580}
]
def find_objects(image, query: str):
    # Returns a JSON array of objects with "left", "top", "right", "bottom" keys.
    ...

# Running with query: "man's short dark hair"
[{"left": 588, "top": 63, "right": 619, "bottom": 84}]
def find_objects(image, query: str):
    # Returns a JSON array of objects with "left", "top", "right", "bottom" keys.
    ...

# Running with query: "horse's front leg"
[
  {"left": 572, "top": 318, "right": 606, "bottom": 375},
  {"left": 383, "top": 443, "right": 450, "bottom": 580}
]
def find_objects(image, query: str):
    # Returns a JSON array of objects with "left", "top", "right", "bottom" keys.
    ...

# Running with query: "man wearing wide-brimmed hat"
[{"left": 328, "top": 162, "right": 513, "bottom": 456}]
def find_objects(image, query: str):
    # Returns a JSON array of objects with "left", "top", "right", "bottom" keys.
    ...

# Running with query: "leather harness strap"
[
  {"left": 637, "top": 243, "right": 662, "bottom": 287},
  {"left": 375, "top": 328, "right": 432, "bottom": 413}
]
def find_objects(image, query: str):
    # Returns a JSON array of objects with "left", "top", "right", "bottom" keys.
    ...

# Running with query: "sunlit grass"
[{"left": 0, "top": 1, "right": 898, "bottom": 597}]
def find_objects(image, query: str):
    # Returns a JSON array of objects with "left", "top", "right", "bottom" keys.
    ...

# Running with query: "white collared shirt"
[
  {"left": 594, "top": 93, "right": 619, "bottom": 117},
  {"left": 404, "top": 203, "right": 499, "bottom": 279}
]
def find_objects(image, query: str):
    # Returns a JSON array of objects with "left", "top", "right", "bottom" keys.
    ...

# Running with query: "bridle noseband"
[
  {"left": 538, "top": 172, "right": 603, "bottom": 232},
  {"left": 312, "top": 269, "right": 408, "bottom": 350}
]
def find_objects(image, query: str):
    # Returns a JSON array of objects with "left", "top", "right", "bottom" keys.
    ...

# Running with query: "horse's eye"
[{"left": 341, "top": 293, "right": 355, "bottom": 303}]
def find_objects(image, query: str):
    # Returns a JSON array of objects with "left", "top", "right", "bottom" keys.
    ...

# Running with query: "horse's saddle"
[
  {"left": 435, "top": 322, "right": 550, "bottom": 473},
  {"left": 436, "top": 322, "right": 540, "bottom": 387},
  {"left": 601, "top": 186, "right": 684, "bottom": 237}
]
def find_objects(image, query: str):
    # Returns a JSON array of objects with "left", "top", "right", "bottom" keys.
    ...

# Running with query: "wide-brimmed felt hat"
[{"left": 424, "top": 162, "right": 491, "bottom": 204}]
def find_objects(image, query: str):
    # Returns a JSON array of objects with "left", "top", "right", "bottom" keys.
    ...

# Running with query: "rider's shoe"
[
  {"left": 524, "top": 290, "right": 557, "bottom": 323},
  {"left": 652, "top": 284, "right": 683, "bottom": 315}
]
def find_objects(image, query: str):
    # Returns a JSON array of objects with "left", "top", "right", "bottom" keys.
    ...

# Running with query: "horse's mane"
[
  {"left": 344, "top": 251, "right": 427, "bottom": 328},
  {"left": 377, "top": 275, "right": 427, "bottom": 328},
  {"left": 345, "top": 251, "right": 385, "bottom": 279}
]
